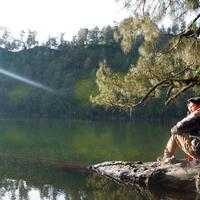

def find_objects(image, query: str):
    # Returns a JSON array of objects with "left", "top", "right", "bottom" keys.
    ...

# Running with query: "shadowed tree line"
[{"left": 0, "top": 21, "right": 192, "bottom": 120}]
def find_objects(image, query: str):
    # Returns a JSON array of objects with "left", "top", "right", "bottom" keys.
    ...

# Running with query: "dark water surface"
[{"left": 0, "top": 118, "right": 195, "bottom": 199}]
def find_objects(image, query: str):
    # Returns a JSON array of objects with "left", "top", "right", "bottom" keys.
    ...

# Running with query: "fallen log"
[
  {"left": 0, "top": 153, "right": 91, "bottom": 173},
  {"left": 89, "top": 159, "right": 200, "bottom": 193}
]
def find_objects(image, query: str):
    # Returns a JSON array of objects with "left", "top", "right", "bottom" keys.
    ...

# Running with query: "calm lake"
[{"left": 0, "top": 118, "right": 193, "bottom": 200}]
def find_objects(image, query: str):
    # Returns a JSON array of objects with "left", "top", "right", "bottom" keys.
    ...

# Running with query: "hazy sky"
[{"left": 0, "top": 0, "right": 129, "bottom": 41}]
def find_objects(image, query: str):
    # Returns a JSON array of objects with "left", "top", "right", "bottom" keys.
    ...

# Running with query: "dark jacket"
[{"left": 171, "top": 109, "right": 200, "bottom": 138}]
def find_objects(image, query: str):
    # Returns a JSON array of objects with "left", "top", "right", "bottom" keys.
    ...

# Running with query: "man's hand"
[
  {"left": 171, "top": 125, "right": 179, "bottom": 135},
  {"left": 171, "top": 121, "right": 184, "bottom": 135}
]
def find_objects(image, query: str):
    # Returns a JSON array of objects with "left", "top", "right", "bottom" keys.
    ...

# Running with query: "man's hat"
[{"left": 187, "top": 97, "right": 200, "bottom": 104}]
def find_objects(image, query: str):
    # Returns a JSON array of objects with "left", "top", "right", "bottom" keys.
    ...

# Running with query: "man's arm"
[{"left": 171, "top": 110, "right": 200, "bottom": 135}]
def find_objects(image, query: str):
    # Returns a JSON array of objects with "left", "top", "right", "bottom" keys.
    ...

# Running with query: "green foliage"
[
  {"left": 187, "top": 0, "right": 200, "bottom": 9},
  {"left": 196, "top": 66, "right": 200, "bottom": 74},
  {"left": 7, "top": 86, "right": 29, "bottom": 98},
  {"left": 90, "top": 61, "right": 126, "bottom": 108},
  {"left": 77, "top": 28, "right": 89, "bottom": 46},
  {"left": 91, "top": 0, "right": 200, "bottom": 109},
  {"left": 74, "top": 78, "right": 97, "bottom": 109}
]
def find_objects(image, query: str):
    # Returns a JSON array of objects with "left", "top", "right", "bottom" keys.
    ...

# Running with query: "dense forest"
[{"left": 0, "top": 24, "right": 192, "bottom": 120}]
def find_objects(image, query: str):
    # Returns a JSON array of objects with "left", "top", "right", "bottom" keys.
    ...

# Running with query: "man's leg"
[
  {"left": 164, "top": 134, "right": 179, "bottom": 157},
  {"left": 164, "top": 133, "right": 197, "bottom": 160},
  {"left": 175, "top": 133, "right": 197, "bottom": 160}
]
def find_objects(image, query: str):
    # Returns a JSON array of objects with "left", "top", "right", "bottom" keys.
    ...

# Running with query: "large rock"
[{"left": 89, "top": 160, "right": 200, "bottom": 193}]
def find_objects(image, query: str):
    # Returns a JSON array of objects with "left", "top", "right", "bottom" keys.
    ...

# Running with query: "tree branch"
[
  {"left": 162, "top": 12, "right": 200, "bottom": 53},
  {"left": 115, "top": 75, "right": 199, "bottom": 109},
  {"left": 165, "top": 81, "right": 198, "bottom": 105},
  {"left": 130, "top": 79, "right": 169, "bottom": 108},
  {"left": 166, "top": 85, "right": 176, "bottom": 100},
  {"left": 187, "top": 12, "right": 200, "bottom": 30}
]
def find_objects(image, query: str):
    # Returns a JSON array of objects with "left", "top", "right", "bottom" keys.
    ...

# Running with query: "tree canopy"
[{"left": 90, "top": 0, "right": 200, "bottom": 110}]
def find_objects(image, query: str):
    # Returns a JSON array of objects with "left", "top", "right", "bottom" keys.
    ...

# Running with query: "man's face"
[{"left": 187, "top": 102, "right": 200, "bottom": 113}]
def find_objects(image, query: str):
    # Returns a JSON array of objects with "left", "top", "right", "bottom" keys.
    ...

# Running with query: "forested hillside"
[{"left": 0, "top": 25, "right": 188, "bottom": 120}]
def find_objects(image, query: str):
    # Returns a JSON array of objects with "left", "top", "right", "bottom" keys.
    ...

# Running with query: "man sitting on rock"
[{"left": 158, "top": 97, "right": 200, "bottom": 163}]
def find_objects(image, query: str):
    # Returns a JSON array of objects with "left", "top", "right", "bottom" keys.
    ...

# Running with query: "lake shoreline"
[{"left": 0, "top": 112, "right": 179, "bottom": 124}]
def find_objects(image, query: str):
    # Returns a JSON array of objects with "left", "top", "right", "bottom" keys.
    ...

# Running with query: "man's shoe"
[
  {"left": 189, "top": 159, "right": 199, "bottom": 166},
  {"left": 157, "top": 155, "right": 176, "bottom": 164},
  {"left": 157, "top": 155, "right": 164, "bottom": 162}
]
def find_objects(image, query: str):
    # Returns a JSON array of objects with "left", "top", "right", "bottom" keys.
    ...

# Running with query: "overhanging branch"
[
  {"left": 165, "top": 81, "right": 198, "bottom": 105},
  {"left": 117, "top": 76, "right": 200, "bottom": 109}
]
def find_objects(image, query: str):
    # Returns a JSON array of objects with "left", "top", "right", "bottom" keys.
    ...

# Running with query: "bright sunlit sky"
[{"left": 0, "top": 0, "right": 129, "bottom": 42}]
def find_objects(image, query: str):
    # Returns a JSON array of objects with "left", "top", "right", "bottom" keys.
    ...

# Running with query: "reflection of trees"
[
  {"left": 0, "top": 157, "right": 198, "bottom": 200},
  {"left": 70, "top": 120, "right": 171, "bottom": 163},
  {"left": 0, "top": 155, "right": 94, "bottom": 200},
  {"left": 18, "top": 180, "right": 29, "bottom": 200},
  {"left": 0, "top": 119, "right": 171, "bottom": 164},
  {"left": 87, "top": 173, "right": 155, "bottom": 200},
  {"left": 0, "top": 179, "right": 30, "bottom": 200},
  {"left": 0, "top": 178, "right": 92, "bottom": 200},
  {"left": 87, "top": 173, "right": 200, "bottom": 200}
]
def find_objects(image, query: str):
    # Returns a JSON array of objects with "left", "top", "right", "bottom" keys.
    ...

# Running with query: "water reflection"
[
  {"left": 87, "top": 173, "right": 154, "bottom": 200},
  {"left": 0, "top": 119, "right": 171, "bottom": 164},
  {"left": 0, "top": 157, "right": 155, "bottom": 200},
  {"left": 0, "top": 156, "right": 198, "bottom": 200},
  {"left": 0, "top": 119, "right": 190, "bottom": 199},
  {"left": 0, "top": 155, "right": 142, "bottom": 199},
  {"left": 0, "top": 179, "right": 86, "bottom": 199},
  {"left": 87, "top": 173, "right": 199, "bottom": 200},
  {"left": 0, "top": 155, "right": 92, "bottom": 200}
]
